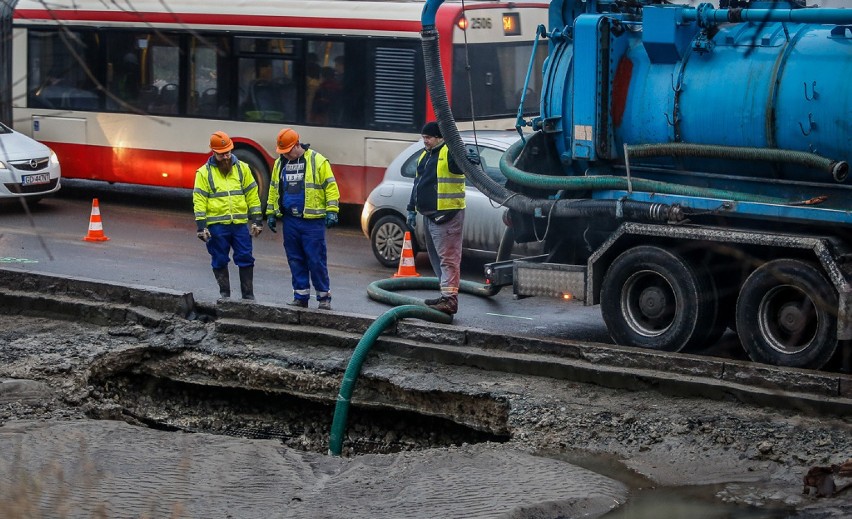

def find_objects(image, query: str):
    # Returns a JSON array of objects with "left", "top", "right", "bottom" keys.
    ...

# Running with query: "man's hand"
[
  {"left": 267, "top": 215, "right": 277, "bottom": 233},
  {"left": 197, "top": 228, "right": 211, "bottom": 242},
  {"left": 407, "top": 210, "right": 417, "bottom": 229},
  {"left": 466, "top": 149, "right": 481, "bottom": 165},
  {"left": 325, "top": 212, "right": 339, "bottom": 229},
  {"left": 250, "top": 222, "right": 263, "bottom": 237}
]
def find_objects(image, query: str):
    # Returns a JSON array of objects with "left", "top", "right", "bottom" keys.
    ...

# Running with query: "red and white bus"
[{"left": 10, "top": 0, "right": 547, "bottom": 204}]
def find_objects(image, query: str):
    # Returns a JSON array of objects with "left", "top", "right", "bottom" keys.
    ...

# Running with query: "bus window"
[
  {"left": 27, "top": 30, "right": 100, "bottom": 111},
  {"left": 147, "top": 35, "right": 180, "bottom": 115},
  {"left": 237, "top": 37, "right": 298, "bottom": 123},
  {"left": 105, "top": 33, "right": 147, "bottom": 112},
  {"left": 306, "top": 40, "right": 345, "bottom": 126},
  {"left": 189, "top": 36, "right": 230, "bottom": 118},
  {"left": 238, "top": 58, "right": 297, "bottom": 123}
]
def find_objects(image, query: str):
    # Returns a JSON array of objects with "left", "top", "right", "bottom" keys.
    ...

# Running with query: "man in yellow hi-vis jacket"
[
  {"left": 193, "top": 131, "right": 263, "bottom": 300},
  {"left": 266, "top": 127, "right": 340, "bottom": 310}
]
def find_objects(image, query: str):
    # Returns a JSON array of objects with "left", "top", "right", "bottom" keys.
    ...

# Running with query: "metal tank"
[{"left": 539, "top": 0, "right": 852, "bottom": 212}]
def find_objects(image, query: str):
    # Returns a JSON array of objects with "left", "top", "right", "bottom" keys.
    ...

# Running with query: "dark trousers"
[
  {"left": 282, "top": 216, "right": 330, "bottom": 301},
  {"left": 206, "top": 223, "right": 254, "bottom": 269}
]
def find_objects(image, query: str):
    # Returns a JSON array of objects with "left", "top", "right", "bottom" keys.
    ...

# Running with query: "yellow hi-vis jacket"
[
  {"left": 193, "top": 159, "right": 262, "bottom": 226},
  {"left": 267, "top": 149, "right": 340, "bottom": 219},
  {"left": 417, "top": 144, "right": 465, "bottom": 211}
]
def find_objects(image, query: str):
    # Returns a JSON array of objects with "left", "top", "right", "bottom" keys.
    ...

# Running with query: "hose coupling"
[{"left": 831, "top": 161, "right": 849, "bottom": 183}]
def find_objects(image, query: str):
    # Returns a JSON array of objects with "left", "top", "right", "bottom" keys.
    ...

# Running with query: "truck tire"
[
  {"left": 736, "top": 259, "right": 837, "bottom": 369},
  {"left": 600, "top": 246, "right": 718, "bottom": 352},
  {"left": 371, "top": 214, "right": 408, "bottom": 268}
]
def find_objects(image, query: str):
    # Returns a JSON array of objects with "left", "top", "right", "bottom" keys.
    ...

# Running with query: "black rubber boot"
[
  {"left": 239, "top": 266, "right": 255, "bottom": 300},
  {"left": 213, "top": 268, "right": 230, "bottom": 299}
]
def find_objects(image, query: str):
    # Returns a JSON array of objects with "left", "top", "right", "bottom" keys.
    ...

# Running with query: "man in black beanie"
[{"left": 406, "top": 121, "right": 465, "bottom": 315}]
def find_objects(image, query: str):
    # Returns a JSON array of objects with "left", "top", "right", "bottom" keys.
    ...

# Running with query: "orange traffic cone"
[
  {"left": 393, "top": 231, "right": 420, "bottom": 278},
  {"left": 82, "top": 198, "right": 110, "bottom": 242}
]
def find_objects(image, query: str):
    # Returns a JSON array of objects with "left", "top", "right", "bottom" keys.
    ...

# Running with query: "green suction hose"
[
  {"left": 328, "top": 277, "right": 503, "bottom": 456},
  {"left": 368, "top": 276, "right": 500, "bottom": 304},
  {"left": 500, "top": 139, "right": 794, "bottom": 205},
  {"left": 328, "top": 304, "right": 448, "bottom": 456}
]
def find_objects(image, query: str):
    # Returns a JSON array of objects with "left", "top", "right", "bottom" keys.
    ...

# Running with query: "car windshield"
[
  {"left": 0, "top": 122, "right": 11, "bottom": 134},
  {"left": 400, "top": 143, "right": 508, "bottom": 188}
]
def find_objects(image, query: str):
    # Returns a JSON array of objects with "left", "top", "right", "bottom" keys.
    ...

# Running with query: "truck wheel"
[
  {"left": 600, "top": 246, "right": 718, "bottom": 352},
  {"left": 736, "top": 259, "right": 837, "bottom": 369},
  {"left": 371, "top": 214, "right": 407, "bottom": 268}
]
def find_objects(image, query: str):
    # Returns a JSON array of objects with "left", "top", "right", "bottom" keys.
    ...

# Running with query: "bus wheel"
[
  {"left": 371, "top": 214, "right": 407, "bottom": 268},
  {"left": 600, "top": 246, "right": 717, "bottom": 352},
  {"left": 736, "top": 259, "right": 837, "bottom": 369},
  {"left": 234, "top": 149, "right": 270, "bottom": 211}
]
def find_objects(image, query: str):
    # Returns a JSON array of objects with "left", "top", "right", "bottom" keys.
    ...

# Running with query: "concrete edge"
[
  {"left": 0, "top": 266, "right": 195, "bottom": 317},
  {"left": 214, "top": 315, "right": 852, "bottom": 415},
  {"left": 2, "top": 268, "right": 850, "bottom": 407}
]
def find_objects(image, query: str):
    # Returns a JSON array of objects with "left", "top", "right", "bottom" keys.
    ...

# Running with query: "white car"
[
  {"left": 361, "top": 130, "right": 541, "bottom": 268},
  {"left": 0, "top": 122, "right": 61, "bottom": 202}
]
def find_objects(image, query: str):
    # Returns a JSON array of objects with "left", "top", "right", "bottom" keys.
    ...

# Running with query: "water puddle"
[{"left": 542, "top": 450, "right": 795, "bottom": 518}]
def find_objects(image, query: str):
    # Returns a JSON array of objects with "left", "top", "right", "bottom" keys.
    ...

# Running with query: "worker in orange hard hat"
[
  {"left": 266, "top": 127, "right": 340, "bottom": 310},
  {"left": 193, "top": 130, "right": 264, "bottom": 301}
]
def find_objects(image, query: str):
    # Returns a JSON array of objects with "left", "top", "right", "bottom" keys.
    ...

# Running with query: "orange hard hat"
[
  {"left": 210, "top": 131, "right": 234, "bottom": 153},
  {"left": 276, "top": 128, "right": 299, "bottom": 154}
]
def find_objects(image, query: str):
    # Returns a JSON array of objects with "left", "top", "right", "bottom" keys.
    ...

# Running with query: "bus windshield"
[{"left": 451, "top": 42, "right": 547, "bottom": 120}]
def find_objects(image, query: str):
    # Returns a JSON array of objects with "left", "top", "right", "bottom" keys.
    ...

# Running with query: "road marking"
[
  {"left": 485, "top": 312, "right": 533, "bottom": 320},
  {"left": 0, "top": 257, "right": 38, "bottom": 263}
]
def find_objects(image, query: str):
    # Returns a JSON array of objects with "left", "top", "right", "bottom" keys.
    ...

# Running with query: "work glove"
[
  {"left": 466, "top": 149, "right": 481, "bottom": 165},
  {"left": 196, "top": 228, "right": 211, "bottom": 243},
  {"left": 407, "top": 210, "right": 417, "bottom": 229},
  {"left": 325, "top": 212, "right": 339, "bottom": 229},
  {"left": 267, "top": 215, "right": 277, "bottom": 233},
  {"left": 250, "top": 222, "right": 263, "bottom": 237}
]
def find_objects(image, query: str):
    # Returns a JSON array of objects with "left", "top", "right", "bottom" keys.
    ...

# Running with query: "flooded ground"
[{"left": 553, "top": 450, "right": 796, "bottom": 518}]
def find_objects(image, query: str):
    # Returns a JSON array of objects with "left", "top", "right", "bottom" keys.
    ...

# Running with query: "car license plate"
[{"left": 22, "top": 173, "right": 50, "bottom": 186}]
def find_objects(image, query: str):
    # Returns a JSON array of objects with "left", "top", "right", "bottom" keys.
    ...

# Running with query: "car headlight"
[
  {"left": 0, "top": 160, "right": 7, "bottom": 171},
  {"left": 49, "top": 150, "right": 59, "bottom": 166}
]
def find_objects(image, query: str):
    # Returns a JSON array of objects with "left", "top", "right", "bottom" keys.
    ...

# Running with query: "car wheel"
[{"left": 371, "top": 214, "right": 407, "bottom": 268}]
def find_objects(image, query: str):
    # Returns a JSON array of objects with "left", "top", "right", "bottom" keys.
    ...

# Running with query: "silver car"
[
  {"left": 0, "top": 121, "right": 61, "bottom": 202},
  {"left": 361, "top": 130, "right": 539, "bottom": 268}
]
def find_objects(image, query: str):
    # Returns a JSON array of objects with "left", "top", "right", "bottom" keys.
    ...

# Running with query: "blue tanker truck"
[{"left": 421, "top": 0, "right": 852, "bottom": 370}]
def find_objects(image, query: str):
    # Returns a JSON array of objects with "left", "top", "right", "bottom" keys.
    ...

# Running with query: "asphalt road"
[{"left": 0, "top": 180, "right": 616, "bottom": 344}]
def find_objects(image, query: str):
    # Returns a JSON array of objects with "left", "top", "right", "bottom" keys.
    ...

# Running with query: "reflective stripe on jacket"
[
  {"left": 267, "top": 149, "right": 340, "bottom": 219},
  {"left": 193, "top": 159, "right": 262, "bottom": 226},
  {"left": 417, "top": 145, "right": 465, "bottom": 211}
]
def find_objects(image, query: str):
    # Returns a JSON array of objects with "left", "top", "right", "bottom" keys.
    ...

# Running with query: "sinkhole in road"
[{"left": 84, "top": 349, "right": 511, "bottom": 456}]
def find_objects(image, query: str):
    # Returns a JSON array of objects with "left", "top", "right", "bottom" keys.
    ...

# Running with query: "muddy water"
[{"left": 543, "top": 450, "right": 795, "bottom": 518}]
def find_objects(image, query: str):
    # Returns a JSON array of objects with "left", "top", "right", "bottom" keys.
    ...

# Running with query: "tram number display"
[
  {"left": 503, "top": 13, "right": 521, "bottom": 36},
  {"left": 468, "top": 17, "right": 492, "bottom": 29},
  {"left": 467, "top": 13, "right": 521, "bottom": 35}
]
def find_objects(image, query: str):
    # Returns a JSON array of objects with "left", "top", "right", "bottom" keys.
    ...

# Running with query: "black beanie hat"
[{"left": 421, "top": 121, "right": 442, "bottom": 138}]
